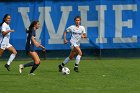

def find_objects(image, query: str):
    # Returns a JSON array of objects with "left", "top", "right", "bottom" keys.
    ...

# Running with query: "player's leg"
[
  {"left": 73, "top": 46, "right": 82, "bottom": 72},
  {"left": 19, "top": 51, "right": 34, "bottom": 74},
  {"left": 19, "top": 60, "right": 34, "bottom": 74},
  {"left": 0, "top": 49, "right": 4, "bottom": 57},
  {"left": 0, "top": 43, "right": 7, "bottom": 56},
  {"left": 58, "top": 48, "right": 77, "bottom": 72},
  {"left": 19, "top": 51, "right": 40, "bottom": 75},
  {"left": 5, "top": 45, "right": 17, "bottom": 71},
  {"left": 19, "top": 61, "right": 34, "bottom": 74},
  {"left": 28, "top": 52, "right": 40, "bottom": 74}
]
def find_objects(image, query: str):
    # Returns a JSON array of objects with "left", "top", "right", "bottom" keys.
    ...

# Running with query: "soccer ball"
[{"left": 62, "top": 67, "right": 70, "bottom": 75}]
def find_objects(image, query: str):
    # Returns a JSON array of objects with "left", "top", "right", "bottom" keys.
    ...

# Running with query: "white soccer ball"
[{"left": 62, "top": 67, "right": 70, "bottom": 75}]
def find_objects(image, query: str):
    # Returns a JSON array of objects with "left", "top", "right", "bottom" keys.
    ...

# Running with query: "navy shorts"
[{"left": 25, "top": 45, "right": 35, "bottom": 55}]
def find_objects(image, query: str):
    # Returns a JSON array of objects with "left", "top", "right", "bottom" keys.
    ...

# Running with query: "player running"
[
  {"left": 0, "top": 14, "right": 17, "bottom": 71},
  {"left": 19, "top": 21, "right": 46, "bottom": 75},
  {"left": 58, "top": 16, "right": 87, "bottom": 72}
]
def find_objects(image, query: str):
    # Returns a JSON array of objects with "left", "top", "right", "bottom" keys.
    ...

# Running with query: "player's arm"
[
  {"left": 31, "top": 36, "right": 46, "bottom": 51},
  {"left": 2, "top": 30, "right": 14, "bottom": 36},
  {"left": 81, "top": 27, "right": 87, "bottom": 38},
  {"left": 64, "top": 26, "right": 72, "bottom": 44},
  {"left": 64, "top": 31, "right": 68, "bottom": 44}
]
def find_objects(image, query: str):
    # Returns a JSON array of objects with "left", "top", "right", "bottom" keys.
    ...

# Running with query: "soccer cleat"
[
  {"left": 19, "top": 64, "right": 24, "bottom": 74},
  {"left": 58, "top": 65, "right": 63, "bottom": 72},
  {"left": 29, "top": 73, "right": 35, "bottom": 76},
  {"left": 4, "top": 64, "right": 10, "bottom": 71},
  {"left": 74, "top": 67, "right": 79, "bottom": 72}
]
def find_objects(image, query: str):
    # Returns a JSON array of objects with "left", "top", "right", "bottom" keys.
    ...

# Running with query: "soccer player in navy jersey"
[{"left": 19, "top": 21, "right": 46, "bottom": 75}]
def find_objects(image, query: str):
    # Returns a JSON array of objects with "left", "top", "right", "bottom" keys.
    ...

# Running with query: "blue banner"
[{"left": 0, "top": 0, "right": 140, "bottom": 50}]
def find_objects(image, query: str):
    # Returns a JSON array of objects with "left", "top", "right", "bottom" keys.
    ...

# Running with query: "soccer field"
[{"left": 0, "top": 59, "right": 140, "bottom": 93}]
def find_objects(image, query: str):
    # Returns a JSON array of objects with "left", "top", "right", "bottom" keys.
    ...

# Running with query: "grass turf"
[{"left": 0, "top": 59, "right": 140, "bottom": 93}]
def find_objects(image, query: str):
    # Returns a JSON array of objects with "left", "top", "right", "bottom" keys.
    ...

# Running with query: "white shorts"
[
  {"left": 0, "top": 43, "right": 12, "bottom": 50},
  {"left": 70, "top": 41, "right": 80, "bottom": 50}
]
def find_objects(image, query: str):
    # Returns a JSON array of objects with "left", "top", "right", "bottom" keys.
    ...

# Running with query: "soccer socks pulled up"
[
  {"left": 62, "top": 57, "right": 70, "bottom": 66},
  {"left": 59, "top": 57, "right": 70, "bottom": 72},
  {"left": 75, "top": 55, "right": 81, "bottom": 67},
  {"left": 30, "top": 64, "right": 39, "bottom": 73},
  {"left": 7, "top": 54, "right": 16, "bottom": 65},
  {"left": 24, "top": 62, "right": 34, "bottom": 68}
]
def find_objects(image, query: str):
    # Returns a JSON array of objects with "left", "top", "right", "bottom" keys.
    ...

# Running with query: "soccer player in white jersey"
[
  {"left": 0, "top": 14, "right": 17, "bottom": 71},
  {"left": 58, "top": 16, "right": 87, "bottom": 72}
]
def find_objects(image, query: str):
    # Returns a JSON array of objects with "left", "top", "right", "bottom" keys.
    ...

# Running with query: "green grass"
[{"left": 0, "top": 59, "right": 140, "bottom": 93}]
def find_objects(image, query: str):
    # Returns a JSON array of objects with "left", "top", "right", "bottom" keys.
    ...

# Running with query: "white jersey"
[
  {"left": 0, "top": 22, "right": 11, "bottom": 44},
  {"left": 66, "top": 25, "right": 86, "bottom": 43},
  {"left": 0, "top": 22, "right": 12, "bottom": 50},
  {"left": 0, "top": 27, "right": 2, "bottom": 43}
]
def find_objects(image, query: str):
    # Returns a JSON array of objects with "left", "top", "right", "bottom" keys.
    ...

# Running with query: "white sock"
[
  {"left": 63, "top": 57, "right": 70, "bottom": 65},
  {"left": 7, "top": 54, "right": 16, "bottom": 65},
  {"left": 75, "top": 55, "right": 81, "bottom": 66}
]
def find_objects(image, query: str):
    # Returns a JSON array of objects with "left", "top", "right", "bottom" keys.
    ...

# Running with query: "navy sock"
[
  {"left": 24, "top": 62, "right": 34, "bottom": 67},
  {"left": 61, "top": 63, "right": 65, "bottom": 67},
  {"left": 74, "top": 64, "right": 78, "bottom": 68},
  {"left": 30, "top": 64, "right": 39, "bottom": 73}
]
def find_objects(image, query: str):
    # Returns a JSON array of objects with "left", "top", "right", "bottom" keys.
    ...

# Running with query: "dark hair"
[
  {"left": 74, "top": 16, "right": 81, "bottom": 21},
  {"left": 0, "top": 14, "right": 10, "bottom": 26},
  {"left": 26, "top": 20, "right": 39, "bottom": 33}
]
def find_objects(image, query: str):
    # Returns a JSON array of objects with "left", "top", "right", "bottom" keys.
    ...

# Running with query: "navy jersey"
[{"left": 25, "top": 28, "right": 36, "bottom": 53}]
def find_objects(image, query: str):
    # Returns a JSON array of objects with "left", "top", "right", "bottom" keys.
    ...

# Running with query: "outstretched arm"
[
  {"left": 31, "top": 36, "right": 46, "bottom": 51},
  {"left": 2, "top": 30, "right": 14, "bottom": 36}
]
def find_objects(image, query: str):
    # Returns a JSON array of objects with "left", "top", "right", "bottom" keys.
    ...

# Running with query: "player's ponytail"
[
  {"left": 26, "top": 20, "right": 39, "bottom": 33},
  {"left": 0, "top": 14, "right": 10, "bottom": 26}
]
